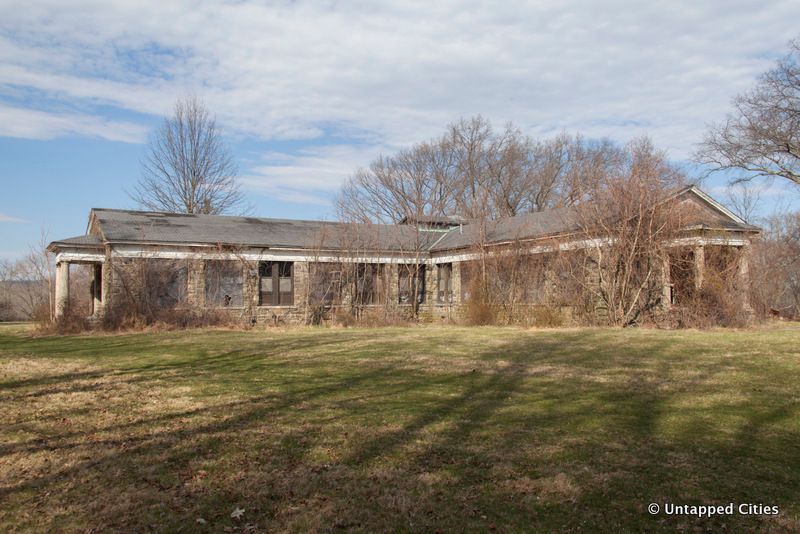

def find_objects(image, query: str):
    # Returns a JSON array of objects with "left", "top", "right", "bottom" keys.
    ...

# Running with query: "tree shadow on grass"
[{"left": 1, "top": 329, "right": 799, "bottom": 532}]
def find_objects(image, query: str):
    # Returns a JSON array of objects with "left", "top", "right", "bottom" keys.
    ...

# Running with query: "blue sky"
[{"left": 1, "top": 0, "right": 800, "bottom": 260}]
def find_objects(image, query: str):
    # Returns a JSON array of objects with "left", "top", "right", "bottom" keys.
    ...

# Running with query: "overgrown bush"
[
  {"left": 462, "top": 281, "right": 498, "bottom": 326},
  {"left": 531, "top": 305, "right": 566, "bottom": 327},
  {"left": 101, "top": 305, "right": 232, "bottom": 331},
  {"left": 0, "top": 299, "right": 13, "bottom": 322},
  {"left": 37, "top": 307, "right": 90, "bottom": 335},
  {"left": 667, "top": 246, "right": 753, "bottom": 329}
]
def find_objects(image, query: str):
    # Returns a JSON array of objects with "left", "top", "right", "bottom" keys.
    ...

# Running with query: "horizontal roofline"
[
  {"left": 89, "top": 207, "right": 386, "bottom": 229},
  {"left": 49, "top": 186, "right": 759, "bottom": 254}
]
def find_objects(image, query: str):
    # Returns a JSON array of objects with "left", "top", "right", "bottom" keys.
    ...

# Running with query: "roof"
[
  {"left": 430, "top": 206, "right": 580, "bottom": 251},
  {"left": 84, "top": 208, "right": 443, "bottom": 252},
  {"left": 48, "top": 186, "right": 759, "bottom": 255},
  {"left": 47, "top": 234, "right": 103, "bottom": 249},
  {"left": 398, "top": 214, "right": 467, "bottom": 227}
]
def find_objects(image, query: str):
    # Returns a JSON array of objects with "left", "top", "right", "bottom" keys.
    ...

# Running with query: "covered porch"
[{"left": 48, "top": 235, "right": 106, "bottom": 319}]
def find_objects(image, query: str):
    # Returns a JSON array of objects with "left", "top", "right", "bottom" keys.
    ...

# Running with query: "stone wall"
[
  {"left": 98, "top": 255, "right": 569, "bottom": 326},
  {"left": 187, "top": 259, "right": 205, "bottom": 307}
]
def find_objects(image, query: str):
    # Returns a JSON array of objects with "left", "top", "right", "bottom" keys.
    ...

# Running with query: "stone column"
[
  {"left": 55, "top": 261, "right": 70, "bottom": 318},
  {"left": 451, "top": 262, "right": 462, "bottom": 305},
  {"left": 187, "top": 259, "right": 206, "bottom": 308},
  {"left": 293, "top": 261, "right": 310, "bottom": 311},
  {"left": 242, "top": 260, "right": 259, "bottom": 308},
  {"left": 693, "top": 245, "right": 705, "bottom": 290},
  {"left": 661, "top": 255, "right": 672, "bottom": 309},
  {"left": 426, "top": 262, "right": 438, "bottom": 312},
  {"left": 738, "top": 245, "right": 752, "bottom": 313},
  {"left": 102, "top": 255, "right": 114, "bottom": 315},
  {"left": 387, "top": 263, "right": 399, "bottom": 305}
]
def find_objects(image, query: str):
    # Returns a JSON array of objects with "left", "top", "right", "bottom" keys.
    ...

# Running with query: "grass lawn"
[{"left": 1, "top": 324, "right": 799, "bottom": 532}]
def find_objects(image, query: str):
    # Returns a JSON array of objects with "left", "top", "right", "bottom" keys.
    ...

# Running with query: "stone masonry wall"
[{"left": 100, "top": 256, "right": 466, "bottom": 325}]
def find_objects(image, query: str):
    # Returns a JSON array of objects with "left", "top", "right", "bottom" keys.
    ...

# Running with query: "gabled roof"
[
  {"left": 676, "top": 185, "right": 761, "bottom": 232},
  {"left": 48, "top": 186, "right": 759, "bottom": 255},
  {"left": 429, "top": 206, "right": 580, "bottom": 251}
]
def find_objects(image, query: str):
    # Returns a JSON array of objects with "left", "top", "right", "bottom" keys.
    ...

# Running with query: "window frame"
[
  {"left": 355, "top": 263, "right": 385, "bottom": 305},
  {"left": 436, "top": 263, "right": 453, "bottom": 303},
  {"left": 204, "top": 260, "right": 244, "bottom": 308},
  {"left": 398, "top": 264, "right": 426, "bottom": 305},
  {"left": 259, "top": 261, "right": 294, "bottom": 306},
  {"left": 309, "top": 262, "right": 341, "bottom": 306}
]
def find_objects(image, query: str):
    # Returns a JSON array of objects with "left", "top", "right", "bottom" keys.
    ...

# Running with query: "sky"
[{"left": 1, "top": 0, "right": 799, "bottom": 261}]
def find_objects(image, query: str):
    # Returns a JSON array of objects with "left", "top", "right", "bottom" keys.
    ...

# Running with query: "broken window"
[
  {"left": 309, "top": 263, "right": 341, "bottom": 306},
  {"left": 146, "top": 259, "right": 188, "bottom": 308},
  {"left": 355, "top": 263, "right": 385, "bottom": 305},
  {"left": 259, "top": 261, "right": 294, "bottom": 306},
  {"left": 205, "top": 260, "right": 243, "bottom": 307},
  {"left": 398, "top": 264, "right": 425, "bottom": 304},
  {"left": 437, "top": 263, "right": 453, "bottom": 303},
  {"left": 460, "top": 261, "right": 477, "bottom": 302}
]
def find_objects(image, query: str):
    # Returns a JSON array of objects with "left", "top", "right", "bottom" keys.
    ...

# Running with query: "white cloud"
[
  {"left": 1, "top": 0, "right": 799, "bottom": 192},
  {"left": 240, "top": 144, "right": 387, "bottom": 205},
  {"left": 0, "top": 214, "right": 29, "bottom": 223},
  {"left": 0, "top": 103, "right": 148, "bottom": 143}
]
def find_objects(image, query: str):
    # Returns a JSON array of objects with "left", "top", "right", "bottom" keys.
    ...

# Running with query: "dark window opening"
[
  {"left": 437, "top": 263, "right": 453, "bottom": 303},
  {"left": 259, "top": 261, "right": 294, "bottom": 306},
  {"left": 399, "top": 264, "right": 425, "bottom": 304},
  {"left": 668, "top": 248, "right": 696, "bottom": 305},
  {"left": 460, "top": 261, "right": 476, "bottom": 302},
  {"left": 309, "top": 263, "right": 341, "bottom": 306},
  {"left": 355, "top": 263, "right": 385, "bottom": 305},
  {"left": 205, "top": 260, "right": 243, "bottom": 307},
  {"left": 146, "top": 259, "right": 188, "bottom": 308}
]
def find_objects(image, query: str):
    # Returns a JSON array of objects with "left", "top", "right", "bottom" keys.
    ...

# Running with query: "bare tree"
[
  {"left": 697, "top": 38, "right": 800, "bottom": 186},
  {"left": 4, "top": 231, "right": 55, "bottom": 321},
  {"left": 337, "top": 138, "right": 458, "bottom": 223},
  {"left": 131, "top": 96, "right": 246, "bottom": 215},
  {"left": 750, "top": 210, "right": 800, "bottom": 319},
  {"left": 572, "top": 137, "right": 688, "bottom": 326},
  {"left": 337, "top": 116, "right": 622, "bottom": 224},
  {"left": 0, "top": 260, "right": 13, "bottom": 321},
  {"left": 724, "top": 182, "right": 763, "bottom": 222}
]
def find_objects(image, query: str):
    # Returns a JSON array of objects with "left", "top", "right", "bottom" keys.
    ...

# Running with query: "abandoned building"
[{"left": 47, "top": 186, "right": 759, "bottom": 324}]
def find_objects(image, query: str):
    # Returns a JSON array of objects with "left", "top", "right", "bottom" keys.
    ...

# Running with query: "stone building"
[{"left": 47, "top": 186, "right": 759, "bottom": 325}]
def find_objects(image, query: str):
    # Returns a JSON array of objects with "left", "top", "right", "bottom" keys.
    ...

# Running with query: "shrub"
[
  {"left": 36, "top": 306, "right": 90, "bottom": 335},
  {"left": 463, "top": 284, "right": 497, "bottom": 325},
  {"left": 532, "top": 305, "right": 565, "bottom": 328}
]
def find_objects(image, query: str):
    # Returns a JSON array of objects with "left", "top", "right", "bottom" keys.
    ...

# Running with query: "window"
[
  {"left": 437, "top": 263, "right": 453, "bottom": 303},
  {"left": 259, "top": 261, "right": 294, "bottom": 306},
  {"left": 205, "top": 260, "right": 243, "bottom": 307},
  {"left": 309, "top": 263, "right": 341, "bottom": 306},
  {"left": 355, "top": 263, "right": 385, "bottom": 305},
  {"left": 149, "top": 261, "right": 188, "bottom": 308},
  {"left": 460, "top": 261, "right": 477, "bottom": 302},
  {"left": 399, "top": 264, "right": 425, "bottom": 304}
]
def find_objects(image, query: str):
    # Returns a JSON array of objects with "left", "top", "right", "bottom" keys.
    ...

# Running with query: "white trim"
[
  {"left": 108, "top": 244, "right": 425, "bottom": 264},
  {"left": 54, "top": 232, "right": 750, "bottom": 266},
  {"left": 56, "top": 252, "right": 106, "bottom": 263},
  {"left": 668, "top": 236, "right": 749, "bottom": 247},
  {"left": 430, "top": 237, "right": 611, "bottom": 263},
  {"left": 102, "top": 239, "right": 431, "bottom": 256}
]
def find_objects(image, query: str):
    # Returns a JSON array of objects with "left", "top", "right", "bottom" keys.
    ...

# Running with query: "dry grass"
[{"left": 0, "top": 323, "right": 799, "bottom": 532}]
